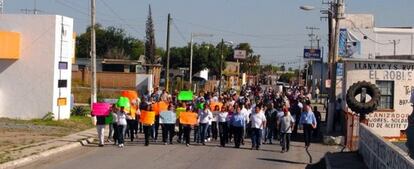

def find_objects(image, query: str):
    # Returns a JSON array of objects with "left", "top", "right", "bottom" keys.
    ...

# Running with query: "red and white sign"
[{"left": 234, "top": 50, "right": 246, "bottom": 59}]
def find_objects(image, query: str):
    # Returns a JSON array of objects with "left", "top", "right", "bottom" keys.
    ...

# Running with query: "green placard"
[
  {"left": 178, "top": 91, "right": 193, "bottom": 101},
  {"left": 117, "top": 97, "right": 130, "bottom": 108}
]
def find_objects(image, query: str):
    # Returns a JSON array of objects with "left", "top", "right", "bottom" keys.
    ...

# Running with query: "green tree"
[
  {"left": 145, "top": 5, "right": 157, "bottom": 64},
  {"left": 75, "top": 24, "right": 144, "bottom": 60}
]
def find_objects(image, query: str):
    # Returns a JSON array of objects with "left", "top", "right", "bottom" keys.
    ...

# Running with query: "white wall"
[
  {"left": 0, "top": 14, "right": 73, "bottom": 120},
  {"left": 343, "top": 60, "right": 414, "bottom": 137},
  {"left": 359, "top": 124, "right": 414, "bottom": 169}
]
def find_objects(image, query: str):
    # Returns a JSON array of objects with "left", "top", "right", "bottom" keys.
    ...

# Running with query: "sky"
[{"left": 4, "top": 0, "right": 414, "bottom": 68}]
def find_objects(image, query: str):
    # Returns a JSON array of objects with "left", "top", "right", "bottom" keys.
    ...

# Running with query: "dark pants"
[
  {"left": 162, "top": 124, "right": 175, "bottom": 143},
  {"left": 265, "top": 126, "right": 275, "bottom": 143},
  {"left": 183, "top": 125, "right": 192, "bottom": 145},
  {"left": 293, "top": 115, "right": 300, "bottom": 136},
  {"left": 127, "top": 119, "right": 137, "bottom": 141},
  {"left": 112, "top": 123, "right": 118, "bottom": 143},
  {"left": 194, "top": 126, "right": 200, "bottom": 143},
  {"left": 199, "top": 123, "right": 208, "bottom": 144},
  {"left": 233, "top": 126, "right": 244, "bottom": 148},
  {"left": 177, "top": 123, "right": 183, "bottom": 143},
  {"left": 281, "top": 133, "right": 291, "bottom": 151},
  {"left": 152, "top": 115, "right": 160, "bottom": 140},
  {"left": 212, "top": 122, "right": 218, "bottom": 140},
  {"left": 228, "top": 125, "right": 234, "bottom": 142},
  {"left": 117, "top": 125, "right": 126, "bottom": 144},
  {"left": 303, "top": 124, "right": 313, "bottom": 147},
  {"left": 219, "top": 122, "right": 228, "bottom": 146},
  {"left": 251, "top": 128, "right": 262, "bottom": 149},
  {"left": 138, "top": 115, "right": 143, "bottom": 133},
  {"left": 143, "top": 125, "right": 152, "bottom": 146}
]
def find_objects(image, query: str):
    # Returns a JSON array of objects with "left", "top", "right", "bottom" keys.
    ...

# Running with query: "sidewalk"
[{"left": 0, "top": 128, "right": 96, "bottom": 169}]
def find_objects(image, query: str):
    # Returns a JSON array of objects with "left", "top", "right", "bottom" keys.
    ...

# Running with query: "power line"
[
  {"left": 172, "top": 21, "right": 188, "bottom": 43},
  {"left": 173, "top": 17, "right": 309, "bottom": 41},
  {"left": 100, "top": 0, "right": 144, "bottom": 37}
]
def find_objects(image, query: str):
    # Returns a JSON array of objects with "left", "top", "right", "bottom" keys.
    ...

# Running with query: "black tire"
[{"left": 346, "top": 81, "right": 381, "bottom": 114}]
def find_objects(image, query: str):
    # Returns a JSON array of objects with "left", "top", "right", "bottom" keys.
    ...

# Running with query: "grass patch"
[{"left": 29, "top": 116, "right": 94, "bottom": 131}]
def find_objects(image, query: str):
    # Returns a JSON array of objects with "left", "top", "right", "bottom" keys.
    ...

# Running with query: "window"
[{"left": 376, "top": 81, "right": 394, "bottom": 109}]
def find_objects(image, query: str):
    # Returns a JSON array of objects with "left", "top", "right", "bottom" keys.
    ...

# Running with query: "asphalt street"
[{"left": 18, "top": 136, "right": 339, "bottom": 169}]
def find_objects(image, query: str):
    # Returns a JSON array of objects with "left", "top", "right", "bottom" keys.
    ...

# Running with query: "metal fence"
[{"left": 345, "top": 112, "right": 360, "bottom": 151}]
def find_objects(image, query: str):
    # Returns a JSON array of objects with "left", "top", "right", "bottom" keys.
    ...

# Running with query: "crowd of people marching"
[{"left": 93, "top": 85, "right": 321, "bottom": 153}]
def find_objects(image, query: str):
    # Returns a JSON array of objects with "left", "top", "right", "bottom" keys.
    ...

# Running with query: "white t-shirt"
[
  {"left": 250, "top": 112, "right": 267, "bottom": 129},
  {"left": 117, "top": 111, "right": 127, "bottom": 126},
  {"left": 198, "top": 109, "right": 213, "bottom": 124},
  {"left": 217, "top": 112, "right": 228, "bottom": 122},
  {"left": 240, "top": 107, "right": 250, "bottom": 122}
]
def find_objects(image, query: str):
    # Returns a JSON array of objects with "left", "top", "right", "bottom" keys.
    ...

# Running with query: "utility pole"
[
  {"left": 90, "top": 0, "right": 97, "bottom": 104},
  {"left": 327, "top": 0, "right": 345, "bottom": 133},
  {"left": 165, "top": 13, "right": 171, "bottom": 92},
  {"left": 189, "top": 33, "right": 194, "bottom": 88},
  {"left": 218, "top": 38, "right": 224, "bottom": 97},
  {"left": 306, "top": 26, "right": 320, "bottom": 49},
  {"left": 0, "top": 0, "right": 4, "bottom": 14},
  {"left": 391, "top": 39, "right": 400, "bottom": 56}
]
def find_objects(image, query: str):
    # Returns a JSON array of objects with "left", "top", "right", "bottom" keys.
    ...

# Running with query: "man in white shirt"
[{"left": 250, "top": 104, "right": 267, "bottom": 150}]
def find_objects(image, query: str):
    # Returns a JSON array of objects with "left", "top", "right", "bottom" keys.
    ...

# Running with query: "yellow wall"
[{"left": 0, "top": 31, "right": 20, "bottom": 59}]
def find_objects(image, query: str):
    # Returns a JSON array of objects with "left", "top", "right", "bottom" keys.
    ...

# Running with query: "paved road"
[{"left": 18, "top": 136, "right": 340, "bottom": 169}]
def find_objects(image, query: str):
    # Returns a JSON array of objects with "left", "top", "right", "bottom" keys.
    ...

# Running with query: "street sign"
[
  {"left": 336, "top": 63, "right": 344, "bottom": 77},
  {"left": 303, "top": 48, "right": 321, "bottom": 60},
  {"left": 234, "top": 50, "right": 246, "bottom": 59}
]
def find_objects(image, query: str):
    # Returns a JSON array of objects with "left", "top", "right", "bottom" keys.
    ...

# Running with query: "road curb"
[
  {"left": 0, "top": 138, "right": 94, "bottom": 169},
  {"left": 325, "top": 152, "right": 333, "bottom": 169}
]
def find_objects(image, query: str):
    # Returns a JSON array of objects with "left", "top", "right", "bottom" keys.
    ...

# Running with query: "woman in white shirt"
[
  {"left": 117, "top": 107, "right": 128, "bottom": 148},
  {"left": 217, "top": 106, "right": 229, "bottom": 147},
  {"left": 198, "top": 106, "right": 213, "bottom": 145},
  {"left": 250, "top": 104, "right": 267, "bottom": 150}
]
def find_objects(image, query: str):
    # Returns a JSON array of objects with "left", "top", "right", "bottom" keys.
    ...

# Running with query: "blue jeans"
[
  {"left": 251, "top": 128, "right": 262, "bottom": 148},
  {"left": 200, "top": 123, "right": 208, "bottom": 144},
  {"left": 265, "top": 126, "right": 275, "bottom": 143}
]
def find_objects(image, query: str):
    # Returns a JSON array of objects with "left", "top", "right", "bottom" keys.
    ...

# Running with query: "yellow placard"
[
  {"left": 57, "top": 97, "right": 67, "bottom": 106},
  {"left": 179, "top": 112, "right": 198, "bottom": 125}
]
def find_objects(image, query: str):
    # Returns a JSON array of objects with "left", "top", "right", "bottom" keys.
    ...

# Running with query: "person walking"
[
  {"left": 161, "top": 104, "right": 176, "bottom": 145},
  {"left": 108, "top": 104, "right": 118, "bottom": 144},
  {"left": 94, "top": 114, "right": 106, "bottom": 147},
  {"left": 264, "top": 103, "right": 276, "bottom": 144},
  {"left": 117, "top": 106, "right": 128, "bottom": 148},
  {"left": 279, "top": 108, "right": 295, "bottom": 153},
  {"left": 211, "top": 105, "right": 220, "bottom": 141},
  {"left": 250, "top": 104, "right": 267, "bottom": 150},
  {"left": 218, "top": 106, "right": 229, "bottom": 147},
  {"left": 198, "top": 105, "right": 213, "bottom": 145},
  {"left": 230, "top": 106, "right": 246, "bottom": 148},
  {"left": 313, "top": 106, "right": 322, "bottom": 138},
  {"left": 300, "top": 105, "right": 317, "bottom": 148}
]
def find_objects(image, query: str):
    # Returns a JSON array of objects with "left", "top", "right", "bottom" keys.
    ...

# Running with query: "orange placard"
[
  {"left": 210, "top": 102, "right": 223, "bottom": 111},
  {"left": 140, "top": 111, "right": 155, "bottom": 125},
  {"left": 151, "top": 103, "right": 160, "bottom": 115},
  {"left": 121, "top": 90, "right": 138, "bottom": 101},
  {"left": 179, "top": 112, "right": 198, "bottom": 125},
  {"left": 128, "top": 105, "right": 138, "bottom": 119},
  {"left": 158, "top": 101, "right": 168, "bottom": 112}
]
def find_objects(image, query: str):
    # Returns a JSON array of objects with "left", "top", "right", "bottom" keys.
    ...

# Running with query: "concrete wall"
[
  {"left": 72, "top": 70, "right": 137, "bottom": 89},
  {"left": 0, "top": 14, "right": 73, "bottom": 120},
  {"left": 359, "top": 124, "right": 414, "bottom": 169},
  {"left": 343, "top": 60, "right": 414, "bottom": 137}
]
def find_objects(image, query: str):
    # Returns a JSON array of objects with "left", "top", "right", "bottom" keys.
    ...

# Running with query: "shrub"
[{"left": 71, "top": 106, "right": 89, "bottom": 116}]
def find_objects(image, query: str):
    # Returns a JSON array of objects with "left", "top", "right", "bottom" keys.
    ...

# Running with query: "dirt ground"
[{"left": 0, "top": 117, "right": 93, "bottom": 163}]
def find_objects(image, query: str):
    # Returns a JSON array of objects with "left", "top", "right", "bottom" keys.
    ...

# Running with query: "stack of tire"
[{"left": 346, "top": 81, "right": 381, "bottom": 115}]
